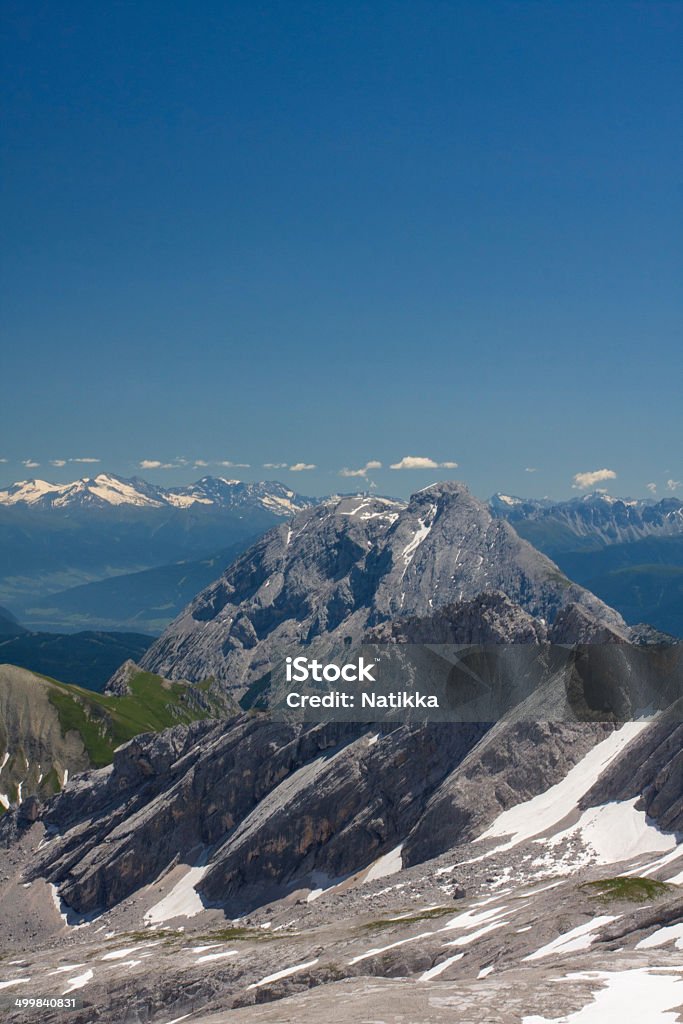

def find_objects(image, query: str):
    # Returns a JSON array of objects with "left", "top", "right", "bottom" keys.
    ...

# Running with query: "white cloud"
[
  {"left": 70, "top": 457, "right": 100, "bottom": 463},
  {"left": 525, "top": 467, "right": 538, "bottom": 473},
  {"left": 263, "top": 462, "right": 288, "bottom": 469},
  {"left": 22, "top": 459, "right": 40, "bottom": 469},
  {"left": 390, "top": 456, "right": 458, "bottom": 471},
  {"left": 0, "top": 458, "right": 7, "bottom": 463},
  {"left": 50, "top": 459, "right": 67, "bottom": 467},
  {"left": 572, "top": 468, "right": 617, "bottom": 490},
  {"left": 139, "top": 459, "right": 177, "bottom": 470},
  {"left": 339, "top": 460, "right": 382, "bottom": 478},
  {"left": 289, "top": 462, "right": 316, "bottom": 472},
  {"left": 667, "top": 479, "right": 682, "bottom": 492},
  {"left": 646, "top": 482, "right": 657, "bottom": 495},
  {"left": 218, "top": 460, "right": 250, "bottom": 468},
  {"left": 193, "top": 459, "right": 210, "bottom": 468}
]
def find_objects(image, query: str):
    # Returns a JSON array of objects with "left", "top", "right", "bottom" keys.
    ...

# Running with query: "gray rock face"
[
  {"left": 103, "top": 658, "right": 139, "bottom": 695},
  {"left": 6, "top": 481, "right": 679, "bottom": 953},
  {"left": 142, "top": 482, "right": 626, "bottom": 688},
  {"left": 22, "top": 711, "right": 487, "bottom": 916},
  {"left": 197, "top": 721, "right": 487, "bottom": 912},
  {"left": 367, "top": 591, "right": 548, "bottom": 645}
]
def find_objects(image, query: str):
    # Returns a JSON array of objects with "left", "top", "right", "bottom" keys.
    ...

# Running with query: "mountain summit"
[{"left": 142, "top": 480, "right": 627, "bottom": 688}]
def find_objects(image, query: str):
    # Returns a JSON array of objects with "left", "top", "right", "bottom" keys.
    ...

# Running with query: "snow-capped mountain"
[
  {"left": 0, "top": 473, "right": 315, "bottom": 516},
  {"left": 0, "top": 476, "right": 320, "bottom": 632}
]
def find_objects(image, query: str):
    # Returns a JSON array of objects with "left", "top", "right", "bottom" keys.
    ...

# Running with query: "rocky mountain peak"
[{"left": 141, "top": 481, "right": 628, "bottom": 689}]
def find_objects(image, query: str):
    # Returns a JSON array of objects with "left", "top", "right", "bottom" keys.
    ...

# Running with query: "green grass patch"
[
  {"left": 580, "top": 877, "right": 675, "bottom": 903},
  {"left": 361, "top": 905, "right": 454, "bottom": 931},
  {"left": 39, "top": 668, "right": 227, "bottom": 768},
  {"left": 193, "top": 926, "right": 284, "bottom": 943}
]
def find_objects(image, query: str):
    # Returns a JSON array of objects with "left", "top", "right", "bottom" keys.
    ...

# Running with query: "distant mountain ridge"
[
  {"left": 0, "top": 473, "right": 315, "bottom": 515},
  {"left": 0, "top": 476, "right": 318, "bottom": 631},
  {"left": 490, "top": 491, "right": 683, "bottom": 550},
  {"left": 491, "top": 491, "right": 683, "bottom": 636}
]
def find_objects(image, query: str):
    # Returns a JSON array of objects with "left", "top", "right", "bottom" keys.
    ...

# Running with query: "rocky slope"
[
  {"left": 1, "top": 693, "right": 682, "bottom": 1023},
  {"left": 142, "top": 482, "right": 627, "bottom": 689}
]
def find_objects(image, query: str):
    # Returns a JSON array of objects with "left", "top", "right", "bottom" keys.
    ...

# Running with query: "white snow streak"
[
  {"left": 145, "top": 863, "right": 208, "bottom": 923},
  {"left": 419, "top": 953, "right": 464, "bottom": 980},
  {"left": 524, "top": 916, "right": 616, "bottom": 961},
  {"left": 248, "top": 959, "right": 319, "bottom": 988},
  {"left": 62, "top": 969, "right": 94, "bottom": 993},
  {"left": 365, "top": 843, "right": 404, "bottom": 882}
]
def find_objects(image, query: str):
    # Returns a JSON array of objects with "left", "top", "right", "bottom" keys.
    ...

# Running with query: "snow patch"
[
  {"left": 62, "top": 969, "right": 94, "bottom": 993},
  {"left": 420, "top": 953, "right": 464, "bottom": 980},
  {"left": 349, "top": 932, "right": 433, "bottom": 965},
  {"left": 195, "top": 950, "right": 239, "bottom": 964},
  {"left": 145, "top": 861, "right": 209, "bottom": 924},
  {"left": 476, "top": 723, "right": 648, "bottom": 853},
  {"left": 365, "top": 843, "right": 404, "bottom": 882},
  {"left": 636, "top": 923, "right": 683, "bottom": 951},
  {"left": 546, "top": 798, "right": 676, "bottom": 866},
  {"left": 522, "top": 967, "right": 683, "bottom": 1024},
  {"left": 524, "top": 916, "right": 617, "bottom": 961},
  {"left": 248, "top": 959, "right": 319, "bottom": 988}
]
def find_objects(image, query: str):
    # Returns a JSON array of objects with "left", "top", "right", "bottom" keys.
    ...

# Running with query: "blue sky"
[{"left": 1, "top": 2, "right": 681, "bottom": 500}]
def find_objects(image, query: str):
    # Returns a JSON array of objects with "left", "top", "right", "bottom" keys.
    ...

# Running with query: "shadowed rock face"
[
  {"left": 141, "top": 482, "right": 627, "bottom": 689},
  {"left": 19, "top": 711, "right": 487, "bottom": 915}
]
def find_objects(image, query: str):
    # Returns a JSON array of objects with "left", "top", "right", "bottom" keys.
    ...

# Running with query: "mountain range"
[
  {"left": 489, "top": 491, "right": 683, "bottom": 549},
  {"left": 0, "top": 475, "right": 315, "bottom": 634},
  {"left": 0, "top": 479, "right": 681, "bottom": 1022},
  {"left": 0, "top": 480, "right": 681, "bottom": 1023},
  {"left": 1, "top": 476, "right": 680, "bottom": 640},
  {"left": 0, "top": 473, "right": 314, "bottom": 514}
]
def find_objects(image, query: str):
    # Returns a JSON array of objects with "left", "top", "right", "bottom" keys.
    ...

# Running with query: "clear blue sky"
[{"left": 2, "top": 2, "right": 681, "bottom": 500}]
